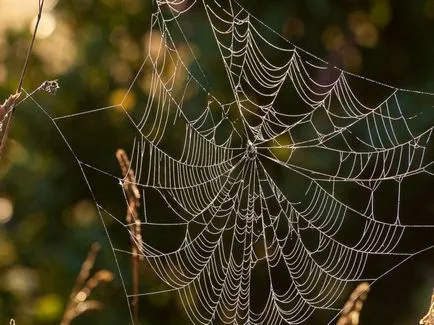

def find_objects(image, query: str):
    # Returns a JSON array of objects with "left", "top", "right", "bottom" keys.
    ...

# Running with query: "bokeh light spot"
[
  {"left": 0, "top": 197, "right": 13, "bottom": 224},
  {"left": 34, "top": 294, "right": 64, "bottom": 321},
  {"left": 348, "top": 11, "right": 379, "bottom": 48},
  {"left": 109, "top": 88, "right": 136, "bottom": 110},
  {"left": 71, "top": 200, "right": 97, "bottom": 228},
  {"left": 322, "top": 26, "right": 344, "bottom": 52},
  {"left": 370, "top": 1, "right": 392, "bottom": 28},
  {"left": 283, "top": 17, "right": 304, "bottom": 39},
  {"left": 0, "top": 232, "right": 16, "bottom": 267},
  {"left": 1, "top": 267, "right": 39, "bottom": 297},
  {"left": 31, "top": 12, "right": 56, "bottom": 39},
  {"left": 270, "top": 135, "right": 293, "bottom": 162}
]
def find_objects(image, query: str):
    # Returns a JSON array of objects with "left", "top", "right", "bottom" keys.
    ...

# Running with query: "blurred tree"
[{"left": 0, "top": 1, "right": 433, "bottom": 325}]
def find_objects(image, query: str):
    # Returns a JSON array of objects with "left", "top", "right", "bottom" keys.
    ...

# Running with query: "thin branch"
[
  {"left": 0, "top": 0, "right": 46, "bottom": 159},
  {"left": 116, "top": 148, "right": 141, "bottom": 325},
  {"left": 17, "top": 0, "right": 45, "bottom": 94},
  {"left": 0, "top": 94, "right": 21, "bottom": 158}
]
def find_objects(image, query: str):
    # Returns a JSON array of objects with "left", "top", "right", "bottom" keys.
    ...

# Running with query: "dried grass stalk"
[
  {"left": 0, "top": 0, "right": 45, "bottom": 159},
  {"left": 420, "top": 289, "right": 434, "bottom": 325},
  {"left": 337, "top": 282, "right": 370, "bottom": 325},
  {"left": 0, "top": 93, "right": 21, "bottom": 158},
  {"left": 60, "top": 242, "right": 113, "bottom": 325},
  {"left": 116, "top": 148, "right": 142, "bottom": 324}
]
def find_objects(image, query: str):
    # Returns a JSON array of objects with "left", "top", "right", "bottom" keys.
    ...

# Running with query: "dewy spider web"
[{"left": 28, "top": 0, "right": 434, "bottom": 324}]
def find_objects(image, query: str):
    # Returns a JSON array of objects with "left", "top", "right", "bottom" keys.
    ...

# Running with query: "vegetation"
[{"left": 0, "top": 1, "right": 433, "bottom": 324}]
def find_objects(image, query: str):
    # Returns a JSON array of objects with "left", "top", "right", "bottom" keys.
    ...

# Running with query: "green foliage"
[{"left": 0, "top": 1, "right": 433, "bottom": 324}]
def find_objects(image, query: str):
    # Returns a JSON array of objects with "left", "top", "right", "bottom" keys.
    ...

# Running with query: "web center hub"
[{"left": 246, "top": 140, "right": 257, "bottom": 160}]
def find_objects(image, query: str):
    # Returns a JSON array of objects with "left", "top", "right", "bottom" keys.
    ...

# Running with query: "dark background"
[{"left": 0, "top": 0, "right": 433, "bottom": 324}]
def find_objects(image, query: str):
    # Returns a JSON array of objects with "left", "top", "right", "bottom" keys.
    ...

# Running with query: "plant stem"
[
  {"left": 17, "top": 0, "right": 45, "bottom": 94},
  {"left": 0, "top": 0, "right": 45, "bottom": 159},
  {"left": 116, "top": 149, "right": 141, "bottom": 324}
]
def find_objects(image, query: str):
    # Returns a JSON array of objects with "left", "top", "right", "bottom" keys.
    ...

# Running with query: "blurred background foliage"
[{"left": 0, "top": 0, "right": 433, "bottom": 324}]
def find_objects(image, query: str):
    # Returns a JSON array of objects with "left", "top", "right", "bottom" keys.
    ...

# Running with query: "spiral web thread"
[{"left": 18, "top": 0, "right": 434, "bottom": 324}]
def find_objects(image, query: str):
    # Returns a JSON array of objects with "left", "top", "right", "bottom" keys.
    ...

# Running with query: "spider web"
[{"left": 24, "top": 0, "right": 434, "bottom": 324}]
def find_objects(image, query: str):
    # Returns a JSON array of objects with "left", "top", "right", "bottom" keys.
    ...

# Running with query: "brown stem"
[
  {"left": 116, "top": 149, "right": 141, "bottom": 324},
  {"left": 131, "top": 225, "right": 139, "bottom": 324},
  {"left": 60, "top": 243, "right": 113, "bottom": 325},
  {"left": 0, "top": 93, "right": 21, "bottom": 158},
  {"left": 61, "top": 243, "right": 100, "bottom": 325},
  {"left": 17, "top": 0, "right": 45, "bottom": 94},
  {"left": 0, "top": 0, "right": 45, "bottom": 159},
  {"left": 420, "top": 289, "right": 434, "bottom": 325},
  {"left": 337, "top": 282, "right": 370, "bottom": 325}
]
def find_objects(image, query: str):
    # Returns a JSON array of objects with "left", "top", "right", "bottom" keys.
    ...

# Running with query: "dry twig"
[
  {"left": 0, "top": 0, "right": 46, "bottom": 159},
  {"left": 60, "top": 242, "right": 114, "bottom": 325},
  {"left": 17, "top": 0, "right": 45, "bottom": 94},
  {"left": 0, "top": 93, "right": 21, "bottom": 157},
  {"left": 337, "top": 282, "right": 370, "bottom": 325},
  {"left": 116, "top": 148, "right": 142, "bottom": 324},
  {"left": 420, "top": 289, "right": 434, "bottom": 325}
]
